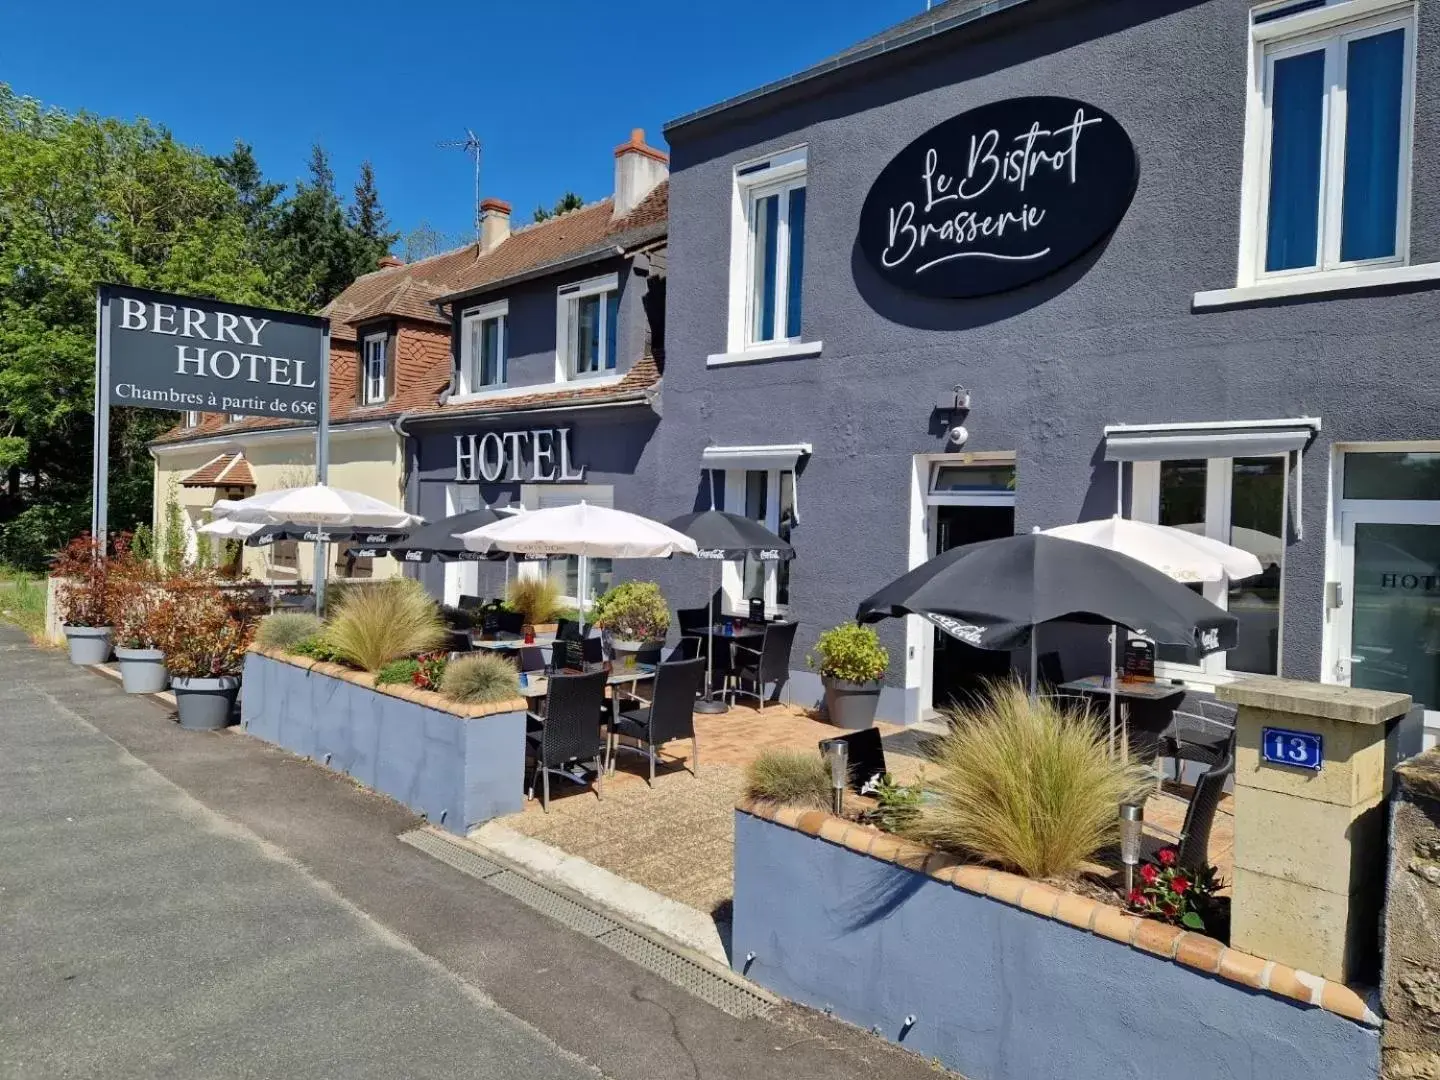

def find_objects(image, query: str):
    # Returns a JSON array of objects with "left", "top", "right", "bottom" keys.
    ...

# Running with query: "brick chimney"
[
  {"left": 377, "top": 254, "right": 404, "bottom": 269},
  {"left": 613, "top": 129, "right": 668, "bottom": 219},
  {"left": 480, "top": 197, "right": 511, "bottom": 253}
]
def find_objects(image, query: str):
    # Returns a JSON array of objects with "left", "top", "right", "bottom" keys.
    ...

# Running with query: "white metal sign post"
[{"left": 91, "top": 283, "right": 330, "bottom": 601}]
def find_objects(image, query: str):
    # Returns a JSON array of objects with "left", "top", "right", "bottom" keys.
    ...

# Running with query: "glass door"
[{"left": 1337, "top": 509, "right": 1440, "bottom": 723}]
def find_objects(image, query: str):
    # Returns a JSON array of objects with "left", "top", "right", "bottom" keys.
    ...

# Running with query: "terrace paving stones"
[{"left": 0, "top": 624, "right": 968, "bottom": 1080}]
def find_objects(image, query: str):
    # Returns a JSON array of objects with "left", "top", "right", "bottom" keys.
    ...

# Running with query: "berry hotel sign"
[
  {"left": 858, "top": 97, "right": 1138, "bottom": 298},
  {"left": 101, "top": 283, "right": 327, "bottom": 420}
]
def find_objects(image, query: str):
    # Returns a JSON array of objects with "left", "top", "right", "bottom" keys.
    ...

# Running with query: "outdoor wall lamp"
[
  {"left": 935, "top": 385, "right": 971, "bottom": 447},
  {"left": 1119, "top": 801, "right": 1145, "bottom": 894},
  {"left": 821, "top": 739, "right": 849, "bottom": 815}
]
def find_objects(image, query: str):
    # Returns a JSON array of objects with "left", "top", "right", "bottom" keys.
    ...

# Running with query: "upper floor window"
[
  {"left": 1244, "top": 0, "right": 1415, "bottom": 282},
  {"left": 229, "top": 413, "right": 245, "bottom": 423},
  {"left": 362, "top": 332, "right": 389, "bottom": 405},
  {"left": 184, "top": 410, "right": 200, "bottom": 428},
  {"left": 727, "top": 147, "right": 807, "bottom": 353},
  {"left": 460, "top": 301, "right": 508, "bottom": 393},
  {"left": 557, "top": 274, "right": 620, "bottom": 379}
]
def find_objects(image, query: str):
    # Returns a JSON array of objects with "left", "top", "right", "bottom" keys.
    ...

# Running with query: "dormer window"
[
  {"left": 362, "top": 332, "right": 389, "bottom": 405},
  {"left": 556, "top": 273, "right": 619, "bottom": 380},
  {"left": 460, "top": 301, "right": 508, "bottom": 392}
]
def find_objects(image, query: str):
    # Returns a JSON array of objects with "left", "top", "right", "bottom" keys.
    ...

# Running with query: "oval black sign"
[{"left": 858, "top": 96, "right": 1138, "bottom": 298}]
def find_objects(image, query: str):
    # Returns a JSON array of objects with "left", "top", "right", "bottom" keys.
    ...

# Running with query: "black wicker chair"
[
  {"left": 525, "top": 669, "right": 608, "bottom": 811},
  {"left": 556, "top": 618, "right": 585, "bottom": 641},
  {"left": 1158, "top": 699, "right": 1237, "bottom": 784},
  {"left": 1175, "top": 728, "right": 1236, "bottom": 872},
  {"left": 666, "top": 635, "right": 701, "bottom": 662},
  {"left": 676, "top": 606, "right": 711, "bottom": 639},
  {"left": 610, "top": 657, "right": 707, "bottom": 785},
  {"left": 458, "top": 594, "right": 485, "bottom": 611},
  {"left": 516, "top": 646, "right": 547, "bottom": 673},
  {"left": 727, "top": 621, "right": 799, "bottom": 712}
]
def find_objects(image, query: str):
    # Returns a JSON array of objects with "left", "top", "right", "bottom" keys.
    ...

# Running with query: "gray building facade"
[{"left": 656, "top": 0, "right": 1440, "bottom": 730}]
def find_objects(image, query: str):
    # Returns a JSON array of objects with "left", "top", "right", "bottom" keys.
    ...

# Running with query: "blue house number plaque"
[{"left": 1261, "top": 727, "right": 1324, "bottom": 771}]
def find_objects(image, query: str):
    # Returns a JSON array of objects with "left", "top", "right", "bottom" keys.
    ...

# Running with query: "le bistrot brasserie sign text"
[
  {"left": 103, "top": 283, "right": 326, "bottom": 420},
  {"left": 858, "top": 96, "right": 1139, "bottom": 298}
]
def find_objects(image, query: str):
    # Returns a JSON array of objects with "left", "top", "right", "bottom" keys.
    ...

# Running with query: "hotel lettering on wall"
[
  {"left": 858, "top": 96, "right": 1139, "bottom": 298},
  {"left": 455, "top": 428, "right": 586, "bottom": 483},
  {"left": 102, "top": 283, "right": 326, "bottom": 419}
]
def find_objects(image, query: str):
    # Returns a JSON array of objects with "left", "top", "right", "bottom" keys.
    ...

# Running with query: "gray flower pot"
[
  {"left": 822, "top": 676, "right": 883, "bottom": 730},
  {"left": 171, "top": 675, "right": 241, "bottom": 730},
  {"left": 63, "top": 625, "right": 113, "bottom": 666},
  {"left": 609, "top": 637, "right": 662, "bottom": 670},
  {"left": 114, "top": 647, "right": 169, "bottom": 694}
]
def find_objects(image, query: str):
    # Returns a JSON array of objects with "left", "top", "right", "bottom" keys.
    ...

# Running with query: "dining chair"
[
  {"left": 458, "top": 594, "right": 484, "bottom": 611},
  {"left": 727, "top": 621, "right": 799, "bottom": 712},
  {"left": 556, "top": 618, "right": 585, "bottom": 642},
  {"left": 610, "top": 657, "right": 707, "bottom": 785},
  {"left": 1158, "top": 698, "right": 1236, "bottom": 784},
  {"left": 525, "top": 669, "right": 608, "bottom": 811},
  {"left": 1175, "top": 728, "right": 1236, "bottom": 872},
  {"left": 676, "top": 606, "right": 710, "bottom": 640},
  {"left": 496, "top": 610, "right": 526, "bottom": 636},
  {"left": 516, "top": 646, "right": 547, "bottom": 674}
]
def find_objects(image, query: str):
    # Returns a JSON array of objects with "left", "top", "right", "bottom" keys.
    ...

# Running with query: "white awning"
[
  {"left": 700, "top": 443, "right": 812, "bottom": 472},
  {"left": 1102, "top": 418, "right": 1320, "bottom": 462}
]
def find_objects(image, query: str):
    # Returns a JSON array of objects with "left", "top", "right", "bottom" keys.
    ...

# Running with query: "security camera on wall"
[{"left": 947, "top": 424, "right": 970, "bottom": 448}]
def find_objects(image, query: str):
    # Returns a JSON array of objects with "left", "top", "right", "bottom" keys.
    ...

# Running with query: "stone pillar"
[
  {"left": 1382, "top": 749, "right": 1440, "bottom": 1080},
  {"left": 1218, "top": 678, "right": 1411, "bottom": 984}
]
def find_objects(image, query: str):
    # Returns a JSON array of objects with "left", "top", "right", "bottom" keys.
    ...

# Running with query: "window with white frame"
[
  {"left": 519, "top": 483, "right": 615, "bottom": 605},
  {"left": 184, "top": 410, "right": 200, "bottom": 428},
  {"left": 1132, "top": 456, "right": 1288, "bottom": 677},
  {"left": 729, "top": 147, "right": 807, "bottom": 350},
  {"left": 229, "top": 412, "right": 245, "bottom": 423},
  {"left": 1243, "top": 0, "right": 1415, "bottom": 282},
  {"left": 460, "top": 301, "right": 508, "bottom": 393},
  {"left": 717, "top": 467, "right": 796, "bottom": 615},
  {"left": 362, "top": 332, "right": 389, "bottom": 404},
  {"left": 556, "top": 274, "right": 619, "bottom": 380}
]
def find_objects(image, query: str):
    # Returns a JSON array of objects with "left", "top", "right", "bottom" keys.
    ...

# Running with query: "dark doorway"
[{"left": 932, "top": 504, "right": 1015, "bottom": 710}]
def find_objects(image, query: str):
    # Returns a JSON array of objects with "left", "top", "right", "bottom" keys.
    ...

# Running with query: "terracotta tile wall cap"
[
  {"left": 1051, "top": 892, "right": 1099, "bottom": 931},
  {"left": 795, "top": 810, "right": 827, "bottom": 837},
  {"left": 1019, "top": 884, "right": 1062, "bottom": 918},
  {"left": 1216, "top": 948, "right": 1269, "bottom": 989},
  {"left": 818, "top": 817, "right": 851, "bottom": 845},
  {"left": 1174, "top": 933, "right": 1226, "bottom": 975},
  {"left": 1132, "top": 921, "right": 1184, "bottom": 960},
  {"left": 985, "top": 872, "right": 1028, "bottom": 906},
  {"left": 945, "top": 864, "right": 994, "bottom": 896}
]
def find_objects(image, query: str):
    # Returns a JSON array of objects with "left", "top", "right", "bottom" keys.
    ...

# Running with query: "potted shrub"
[
  {"left": 504, "top": 577, "right": 562, "bottom": 635},
  {"left": 153, "top": 571, "right": 259, "bottom": 730},
  {"left": 809, "top": 623, "right": 890, "bottom": 729},
  {"left": 591, "top": 581, "right": 669, "bottom": 669},
  {"left": 109, "top": 541, "right": 170, "bottom": 693},
  {"left": 51, "top": 534, "right": 115, "bottom": 665}
]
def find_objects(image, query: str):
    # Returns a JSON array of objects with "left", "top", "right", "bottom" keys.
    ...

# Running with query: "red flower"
[
  {"left": 1157, "top": 847, "right": 1178, "bottom": 867},
  {"left": 1127, "top": 889, "right": 1145, "bottom": 907},
  {"left": 1139, "top": 863, "right": 1159, "bottom": 885},
  {"left": 1170, "top": 876, "right": 1190, "bottom": 895},
  {"left": 1161, "top": 903, "right": 1177, "bottom": 917}
]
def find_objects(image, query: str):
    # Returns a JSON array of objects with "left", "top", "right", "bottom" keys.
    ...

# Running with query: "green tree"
[
  {"left": 348, "top": 159, "right": 398, "bottom": 270},
  {"left": 532, "top": 191, "right": 585, "bottom": 223},
  {"left": 0, "top": 85, "right": 272, "bottom": 568}
]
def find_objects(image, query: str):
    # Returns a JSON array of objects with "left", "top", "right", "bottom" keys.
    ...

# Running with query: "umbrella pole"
[
  {"left": 1028, "top": 631, "right": 1037, "bottom": 700},
  {"left": 695, "top": 561, "right": 728, "bottom": 714},
  {"left": 1109, "top": 626, "right": 1119, "bottom": 757}
]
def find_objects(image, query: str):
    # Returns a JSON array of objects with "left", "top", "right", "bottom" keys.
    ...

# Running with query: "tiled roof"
[
  {"left": 180, "top": 452, "right": 255, "bottom": 487},
  {"left": 404, "top": 355, "right": 662, "bottom": 423}
]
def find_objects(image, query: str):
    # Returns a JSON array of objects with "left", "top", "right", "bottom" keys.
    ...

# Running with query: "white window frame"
[
  {"left": 517, "top": 483, "right": 615, "bottom": 606},
  {"left": 713, "top": 146, "right": 821, "bottom": 366},
  {"left": 459, "top": 300, "right": 508, "bottom": 394},
  {"left": 555, "top": 273, "right": 619, "bottom": 382},
  {"left": 184, "top": 411, "right": 200, "bottom": 428},
  {"left": 1131, "top": 455, "right": 1289, "bottom": 684},
  {"left": 718, "top": 467, "right": 795, "bottom": 617},
  {"left": 443, "top": 483, "right": 483, "bottom": 607},
  {"left": 1238, "top": 0, "right": 1417, "bottom": 288},
  {"left": 362, "top": 332, "right": 389, "bottom": 405},
  {"left": 229, "top": 412, "right": 245, "bottom": 423}
]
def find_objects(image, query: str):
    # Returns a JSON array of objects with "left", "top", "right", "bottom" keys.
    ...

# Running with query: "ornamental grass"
[
  {"left": 912, "top": 679, "right": 1153, "bottom": 880},
  {"left": 440, "top": 653, "right": 520, "bottom": 704},
  {"left": 505, "top": 576, "right": 563, "bottom": 626},
  {"left": 255, "top": 612, "right": 323, "bottom": 651},
  {"left": 743, "top": 749, "right": 832, "bottom": 810},
  {"left": 322, "top": 577, "right": 446, "bottom": 673}
]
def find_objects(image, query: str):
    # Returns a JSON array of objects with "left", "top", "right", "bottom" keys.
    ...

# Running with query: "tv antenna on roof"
[{"left": 438, "top": 129, "right": 483, "bottom": 244}]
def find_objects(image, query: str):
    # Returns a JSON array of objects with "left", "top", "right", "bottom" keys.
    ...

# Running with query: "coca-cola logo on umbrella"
[{"left": 858, "top": 96, "right": 1138, "bottom": 298}]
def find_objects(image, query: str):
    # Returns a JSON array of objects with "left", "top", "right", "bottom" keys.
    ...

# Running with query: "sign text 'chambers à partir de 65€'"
[{"left": 102, "top": 283, "right": 327, "bottom": 421}]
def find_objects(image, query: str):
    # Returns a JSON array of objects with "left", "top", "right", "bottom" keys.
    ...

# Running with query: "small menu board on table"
[
  {"left": 749, "top": 597, "right": 766, "bottom": 623},
  {"left": 1123, "top": 638, "right": 1155, "bottom": 682}
]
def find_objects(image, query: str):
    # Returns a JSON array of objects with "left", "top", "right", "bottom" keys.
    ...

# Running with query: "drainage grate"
[
  {"left": 597, "top": 926, "right": 773, "bottom": 1019},
  {"left": 399, "top": 828, "right": 774, "bottom": 1020},
  {"left": 400, "top": 829, "right": 506, "bottom": 880}
]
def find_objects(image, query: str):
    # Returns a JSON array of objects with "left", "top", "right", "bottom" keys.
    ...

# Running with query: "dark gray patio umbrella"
[
  {"left": 245, "top": 523, "right": 412, "bottom": 552},
  {"left": 374, "top": 508, "right": 506, "bottom": 563},
  {"left": 856, "top": 531, "right": 1237, "bottom": 693},
  {"left": 666, "top": 510, "right": 794, "bottom": 714}
]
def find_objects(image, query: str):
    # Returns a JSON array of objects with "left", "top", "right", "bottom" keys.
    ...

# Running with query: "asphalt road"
[{"left": 0, "top": 627, "right": 952, "bottom": 1080}]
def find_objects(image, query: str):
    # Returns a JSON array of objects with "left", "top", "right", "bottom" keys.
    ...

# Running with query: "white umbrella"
[
  {"left": 197, "top": 517, "right": 265, "bottom": 539},
  {"left": 1042, "top": 515, "right": 1263, "bottom": 753},
  {"left": 1045, "top": 516, "right": 1263, "bottom": 582},
  {"left": 1175, "top": 522, "right": 1283, "bottom": 569},
  {"left": 455, "top": 502, "right": 698, "bottom": 616},
  {"left": 216, "top": 484, "right": 422, "bottom": 530}
]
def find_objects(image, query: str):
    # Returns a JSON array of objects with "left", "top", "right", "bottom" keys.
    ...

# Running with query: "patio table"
[
  {"left": 469, "top": 633, "right": 557, "bottom": 652},
  {"left": 1058, "top": 675, "right": 1187, "bottom": 760},
  {"left": 517, "top": 664, "right": 657, "bottom": 700}
]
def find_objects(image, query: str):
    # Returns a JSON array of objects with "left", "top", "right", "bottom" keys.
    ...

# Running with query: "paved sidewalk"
[{"left": 0, "top": 628, "right": 957, "bottom": 1080}]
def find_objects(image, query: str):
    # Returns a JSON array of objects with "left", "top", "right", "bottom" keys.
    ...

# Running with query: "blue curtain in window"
[
  {"left": 1266, "top": 49, "right": 1326, "bottom": 272},
  {"left": 1341, "top": 28, "right": 1405, "bottom": 262},
  {"left": 786, "top": 187, "right": 806, "bottom": 338},
  {"left": 605, "top": 292, "right": 619, "bottom": 369}
]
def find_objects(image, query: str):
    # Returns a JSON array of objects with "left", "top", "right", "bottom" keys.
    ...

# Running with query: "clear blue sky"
[{"left": 2, "top": 0, "right": 928, "bottom": 248}]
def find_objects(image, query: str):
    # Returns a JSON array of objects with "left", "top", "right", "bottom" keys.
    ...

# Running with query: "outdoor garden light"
[
  {"left": 822, "top": 739, "right": 849, "bottom": 815},
  {"left": 1119, "top": 801, "right": 1145, "bottom": 893}
]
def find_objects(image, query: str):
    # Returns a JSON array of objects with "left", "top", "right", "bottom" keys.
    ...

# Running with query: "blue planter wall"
[
  {"left": 732, "top": 811, "right": 1380, "bottom": 1080},
  {"left": 241, "top": 653, "right": 526, "bottom": 832}
]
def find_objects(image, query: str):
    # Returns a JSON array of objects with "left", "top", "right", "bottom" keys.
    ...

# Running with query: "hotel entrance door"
[{"left": 932, "top": 504, "right": 1015, "bottom": 709}]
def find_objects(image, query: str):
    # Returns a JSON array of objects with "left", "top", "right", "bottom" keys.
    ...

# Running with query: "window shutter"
[{"left": 533, "top": 485, "right": 614, "bottom": 511}]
